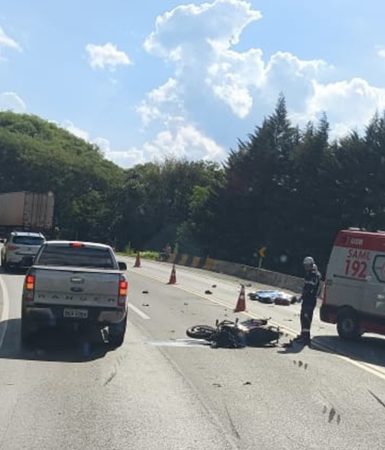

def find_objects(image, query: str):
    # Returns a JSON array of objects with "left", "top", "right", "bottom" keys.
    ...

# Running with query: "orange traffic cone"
[
  {"left": 234, "top": 285, "right": 246, "bottom": 312},
  {"left": 168, "top": 264, "right": 177, "bottom": 285},
  {"left": 134, "top": 252, "right": 141, "bottom": 268}
]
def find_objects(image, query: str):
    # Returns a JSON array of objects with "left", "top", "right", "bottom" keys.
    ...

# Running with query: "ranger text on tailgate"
[{"left": 21, "top": 241, "right": 128, "bottom": 347}]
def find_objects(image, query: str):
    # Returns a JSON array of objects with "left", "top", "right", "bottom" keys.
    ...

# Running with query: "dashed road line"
[{"left": 127, "top": 302, "right": 151, "bottom": 320}]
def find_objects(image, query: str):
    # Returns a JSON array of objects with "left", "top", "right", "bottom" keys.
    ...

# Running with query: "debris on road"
[
  {"left": 212, "top": 284, "right": 217, "bottom": 288},
  {"left": 142, "top": 303, "right": 150, "bottom": 307},
  {"left": 142, "top": 290, "right": 149, "bottom": 294},
  {"left": 243, "top": 381, "right": 252, "bottom": 386},
  {"left": 205, "top": 290, "right": 213, "bottom": 295}
]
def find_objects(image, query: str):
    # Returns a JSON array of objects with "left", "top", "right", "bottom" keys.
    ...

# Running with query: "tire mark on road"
[
  {"left": 368, "top": 390, "right": 385, "bottom": 409},
  {"left": 224, "top": 405, "right": 241, "bottom": 440}
]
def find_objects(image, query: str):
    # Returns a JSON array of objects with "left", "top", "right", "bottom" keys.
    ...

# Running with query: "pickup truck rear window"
[
  {"left": 36, "top": 245, "right": 116, "bottom": 269},
  {"left": 13, "top": 236, "right": 44, "bottom": 246}
]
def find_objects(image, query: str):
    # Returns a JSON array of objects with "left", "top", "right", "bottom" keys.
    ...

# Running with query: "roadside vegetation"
[{"left": 1, "top": 95, "right": 385, "bottom": 275}]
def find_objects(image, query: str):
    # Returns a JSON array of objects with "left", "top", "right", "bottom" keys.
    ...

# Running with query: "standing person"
[{"left": 294, "top": 256, "right": 321, "bottom": 346}]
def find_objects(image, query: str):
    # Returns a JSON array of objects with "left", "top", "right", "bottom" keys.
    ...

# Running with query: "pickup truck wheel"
[
  {"left": 109, "top": 317, "right": 127, "bottom": 347},
  {"left": 337, "top": 308, "right": 361, "bottom": 340}
]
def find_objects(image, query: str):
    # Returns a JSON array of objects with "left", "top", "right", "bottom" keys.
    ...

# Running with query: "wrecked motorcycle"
[{"left": 186, "top": 318, "right": 281, "bottom": 348}]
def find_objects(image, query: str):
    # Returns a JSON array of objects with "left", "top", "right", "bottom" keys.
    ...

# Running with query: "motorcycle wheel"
[{"left": 186, "top": 325, "right": 216, "bottom": 340}]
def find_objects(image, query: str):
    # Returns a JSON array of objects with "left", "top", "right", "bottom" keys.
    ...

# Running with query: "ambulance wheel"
[{"left": 337, "top": 308, "right": 361, "bottom": 340}]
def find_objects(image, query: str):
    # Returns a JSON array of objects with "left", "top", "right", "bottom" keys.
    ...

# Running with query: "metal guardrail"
[{"left": 167, "top": 253, "right": 303, "bottom": 293}]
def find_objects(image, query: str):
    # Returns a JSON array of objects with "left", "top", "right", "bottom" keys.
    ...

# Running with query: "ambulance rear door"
[{"left": 326, "top": 231, "right": 369, "bottom": 313}]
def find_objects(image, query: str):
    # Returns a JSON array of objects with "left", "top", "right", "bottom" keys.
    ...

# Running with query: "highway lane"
[
  {"left": 1, "top": 261, "right": 385, "bottom": 449},
  {"left": 124, "top": 257, "right": 385, "bottom": 376}
]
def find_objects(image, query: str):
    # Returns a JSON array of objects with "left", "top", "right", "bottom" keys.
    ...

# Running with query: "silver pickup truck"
[{"left": 21, "top": 241, "right": 128, "bottom": 347}]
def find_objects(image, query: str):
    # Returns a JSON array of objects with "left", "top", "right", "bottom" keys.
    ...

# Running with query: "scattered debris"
[
  {"left": 205, "top": 290, "right": 213, "bottom": 295},
  {"left": 328, "top": 408, "right": 336, "bottom": 423},
  {"left": 142, "top": 303, "right": 150, "bottom": 307},
  {"left": 104, "top": 370, "right": 117, "bottom": 387},
  {"left": 212, "top": 284, "right": 217, "bottom": 288},
  {"left": 304, "top": 363, "right": 308, "bottom": 370},
  {"left": 170, "top": 330, "right": 175, "bottom": 333},
  {"left": 184, "top": 302, "right": 189, "bottom": 306},
  {"left": 243, "top": 381, "right": 252, "bottom": 386},
  {"left": 212, "top": 383, "right": 222, "bottom": 388},
  {"left": 142, "top": 290, "right": 149, "bottom": 294},
  {"left": 246, "top": 283, "right": 252, "bottom": 287}
]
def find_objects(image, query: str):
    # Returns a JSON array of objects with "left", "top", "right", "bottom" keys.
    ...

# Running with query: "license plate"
[{"left": 63, "top": 308, "right": 88, "bottom": 319}]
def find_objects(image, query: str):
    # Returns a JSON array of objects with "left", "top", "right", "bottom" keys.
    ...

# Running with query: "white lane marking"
[
  {"left": 127, "top": 303, "right": 150, "bottom": 320},
  {"left": 0, "top": 275, "right": 10, "bottom": 349}
]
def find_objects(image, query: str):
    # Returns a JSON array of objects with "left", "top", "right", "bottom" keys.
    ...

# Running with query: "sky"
[{"left": 1, "top": 0, "right": 385, "bottom": 167}]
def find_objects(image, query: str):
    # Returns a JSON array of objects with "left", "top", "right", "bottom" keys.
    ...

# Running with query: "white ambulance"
[{"left": 321, "top": 229, "right": 385, "bottom": 339}]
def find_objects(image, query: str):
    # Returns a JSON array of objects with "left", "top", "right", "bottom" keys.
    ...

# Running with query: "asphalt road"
[{"left": 1, "top": 257, "right": 385, "bottom": 449}]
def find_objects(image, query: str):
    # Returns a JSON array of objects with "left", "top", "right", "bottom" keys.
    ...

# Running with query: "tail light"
[
  {"left": 70, "top": 242, "right": 84, "bottom": 248},
  {"left": 118, "top": 277, "right": 128, "bottom": 306},
  {"left": 24, "top": 273, "right": 35, "bottom": 302},
  {"left": 8, "top": 245, "right": 19, "bottom": 251}
]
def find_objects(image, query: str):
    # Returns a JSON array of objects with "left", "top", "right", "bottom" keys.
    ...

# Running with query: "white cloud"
[
  {"left": 143, "top": 0, "right": 265, "bottom": 118},
  {"left": 136, "top": 78, "right": 184, "bottom": 126},
  {"left": 93, "top": 137, "right": 111, "bottom": 153},
  {"left": 105, "top": 149, "right": 146, "bottom": 167},
  {"left": 141, "top": 0, "right": 328, "bottom": 120},
  {"left": 0, "top": 26, "right": 21, "bottom": 52},
  {"left": 305, "top": 78, "right": 385, "bottom": 138},
  {"left": 140, "top": 0, "right": 385, "bottom": 145},
  {"left": 124, "top": 122, "right": 225, "bottom": 168},
  {"left": 62, "top": 120, "right": 90, "bottom": 141},
  {"left": 61, "top": 120, "right": 112, "bottom": 155},
  {"left": 86, "top": 43, "right": 132, "bottom": 70},
  {"left": 144, "top": 0, "right": 262, "bottom": 61},
  {"left": 0, "top": 92, "right": 27, "bottom": 113},
  {"left": 377, "top": 47, "right": 385, "bottom": 59}
]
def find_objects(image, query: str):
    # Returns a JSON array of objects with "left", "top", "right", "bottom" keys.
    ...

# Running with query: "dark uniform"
[{"left": 299, "top": 263, "right": 321, "bottom": 344}]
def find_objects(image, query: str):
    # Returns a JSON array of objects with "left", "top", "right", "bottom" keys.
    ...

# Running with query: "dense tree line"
[
  {"left": 186, "top": 97, "right": 385, "bottom": 275},
  {"left": 1, "top": 102, "right": 385, "bottom": 276}
]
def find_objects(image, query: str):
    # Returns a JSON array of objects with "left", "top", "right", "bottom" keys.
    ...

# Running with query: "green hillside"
[{"left": 0, "top": 112, "right": 124, "bottom": 242}]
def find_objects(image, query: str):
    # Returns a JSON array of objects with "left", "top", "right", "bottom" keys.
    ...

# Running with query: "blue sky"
[{"left": 1, "top": 0, "right": 385, "bottom": 167}]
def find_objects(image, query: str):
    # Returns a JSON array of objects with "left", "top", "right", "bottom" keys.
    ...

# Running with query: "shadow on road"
[
  {"left": 310, "top": 334, "right": 385, "bottom": 369},
  {"left": 0, "top": 318, "right": 114, "bottom": 363}
]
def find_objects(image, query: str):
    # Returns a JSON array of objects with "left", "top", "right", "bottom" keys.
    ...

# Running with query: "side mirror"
[
  {"left": 118, "top": 261, "right": 127, "bottom": 271},
  {"left": 21, "top": 256, "right": 34, "bottom": 267},
  {"left": 0, "top": 238, "right": 5, "bottom": 244}
]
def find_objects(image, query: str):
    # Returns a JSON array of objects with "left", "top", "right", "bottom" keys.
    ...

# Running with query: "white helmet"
[{"left": 303, "top": 256, "right": 315, "bottom": 266}]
